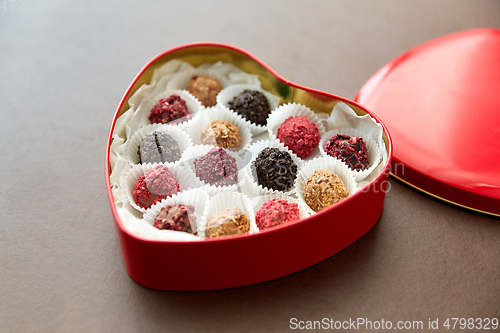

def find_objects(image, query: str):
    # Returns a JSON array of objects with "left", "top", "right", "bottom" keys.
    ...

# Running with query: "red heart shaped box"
[{"left": 105, "top": 43, "right": 393, "bottom": 291}]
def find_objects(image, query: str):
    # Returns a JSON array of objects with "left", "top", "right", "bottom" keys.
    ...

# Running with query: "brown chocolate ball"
[
  {"left": 228, "top": 90, "right": 271, "bottom": 126},
  {"left": 201, "top": 120, "right": 242, "bottom": 149},
  {"left": 137, "top": 132, "right": 181, "bottom": 164},
  {"left": 303, "top": 169, "right": 349, "bottom": 212},
  {"left": 205, "top": 207, "right": 250, "bottom": 238},
  {"left": 187, "top": 75, "right": 222, "bottom": 107}
]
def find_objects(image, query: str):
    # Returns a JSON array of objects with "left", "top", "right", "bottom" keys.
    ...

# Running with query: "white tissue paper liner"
[
  {"left": 181, "top": 145, "right": 249, "bottom": 196},
  {"left": 245, "top": 140, "right": 304, "bottom": 197},
  {"left": 131, "top": 89, "right": 203, "bottom": 132},
  {"left": 121, "top": 161, "right": 202, "bottom": 213},
  {"left": 267, "top": 103, "right": 327, "bottom": 161},
  {"left": 198, "top": 191, "right": 258, "bottom": 239},
  {"left": 166, "top": 68, "right": 231, "bottom": 93},
  {"left": 125, "top": 124, "right": 192, "bottom": 166},
  {"left": 319, "top": 128, "right": 382, "bottom": 182},
  {"left": 185, "top": 105, "right": 253, "bottom": 150},
  {"left": 251, "top": 193, "right": 311, "bottom": 229},
  {"left": 294, "top": 156, "right": 358, "bottom": 215},
  {"left": 216, "top": 84, "right": 281, "bottom": 135},
  {"left": 143, "top": 188, "right": 210, "bottom": 236}
]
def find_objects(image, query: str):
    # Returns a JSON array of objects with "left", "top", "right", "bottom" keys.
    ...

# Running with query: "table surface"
[{"left": 1, "top": 1, "right": 499, "bottom": 332}]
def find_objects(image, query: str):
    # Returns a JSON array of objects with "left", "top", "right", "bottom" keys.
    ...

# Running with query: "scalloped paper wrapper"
[
  {"left": 181, "top": 145, "right": 249, "bottom": 196},
  {"left": 134, "top": 89, "right": 203, "bottom": 131},
  {"left": 251, "top": 193, "right": 311, "bottom": 230},
  {"left": 198, "top": 191, "right": 258, "bottom": 239},
  {"left": 185, "top": 106, "right": 253, "bottom": 150},
  {"left": 267, "top": 103, "right": 327, "bottom": 161},
  {"left": 125, "top": 124, "right": 192, "bottom": 166},
  {"left": 216, "top": 84, "right": 281, "bottom": 135},
  {"left": 245, "top": 140, "right": 304, "bottom": 197},
  {"left": 294, "top": 156, "right": 358, "bottom": 215},
  {"left": 319, "top": 128, "right": 382, "bottom": 182},
  {"left": 121, "top": 161, "right": 202, "bottom": 213},
  {"left": 166, "top": 68, "right": 230, "bottom": 102},
  {"left": 143, "top": 188, "right": 210, "bottom": 236}
]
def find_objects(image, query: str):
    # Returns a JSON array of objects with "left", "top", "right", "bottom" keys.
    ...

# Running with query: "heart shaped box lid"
[{"left": 355, "top": 28, "right": 500, "bottom": 217}]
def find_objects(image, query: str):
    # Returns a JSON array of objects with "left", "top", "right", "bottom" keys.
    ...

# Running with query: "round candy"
[
  {"left": 201, "top": 120, "right": 242, "bottom": 149},
  {"left": 187, "top": 75, "right": 222, "bottom": 107},
  {"left": 303, "top": 169, "right": 348, "bottom": 212},
  {"left": 148, "top": 94, "right": 190, "bottom": 125},
  {"left": 252, "top": 147, "right": 297, "bottom": 192},
  {"left": 205, "top": 207, "right": 250, "bottom": 238},
  {"left": 276, "top": 116, "right": 319, "bottom": 158},
  {"left": 138, "top": 132, "right": 181, "bottom": 164},
  {"left": 154, "top": 204, "right": 196, "bottom": 234},
  {"left": 255, "top": 199, "right": 300, "bottom": 230},
  {"left": 324, "top": 134, "right": 369, "bottom": 171},
  {"left": 194, "top": 147, "right": 238, "bottom": 187},
  {"left": 133, "top": 165, "right": 180, "bottom": 209},
  {"left": 228, "top": 90, "right": 271, "bottom": 126}
]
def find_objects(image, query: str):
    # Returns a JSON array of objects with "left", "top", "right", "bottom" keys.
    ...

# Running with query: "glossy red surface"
[
  {"left": 106, "top": 43, "right": 393, "bottom": 290},
  {"left": 356, "top": 29, "right": 500, "bottom": 216}
]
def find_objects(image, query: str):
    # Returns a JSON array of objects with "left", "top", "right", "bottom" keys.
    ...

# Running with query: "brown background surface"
[{"left": 1, "top": 0, "right": 499, "bottom": 332}]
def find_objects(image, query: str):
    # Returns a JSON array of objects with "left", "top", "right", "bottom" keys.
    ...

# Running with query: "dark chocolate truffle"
[
  {"left": 194, "top": 147, "right": 238, "bottom": 187},
  {"left": 252, "top": 147, "right": 297, "bottom": 191},
  {"left": 187, "top": 75, "right": 222, "bottom": 107},
  {"left": 324, "top": 134, "right": 369, "bottom": 171},
  {"left": 201, "top": 120, "right": 242, "bottom": 149},
  {"left": 276, "top": 116, "right": 320, "bottom": 158},
  {"left": 133, "top": 165, "right": 180, "bottom": 209},
  {"left": 148, "top": 94, "right": 191, "bottom": 125},
  {"left": 303, "top": 169, "right": 348, "bottom": 212},
  {"left": 255, "top": 199, "right": 300, "bottom": 230},
  {"left": 228, "top": 90, "right": 271, "bottom": 126},
  {"left": 154, "top": 204, "right": 196, "bottom": 234},
  {"left": 137, "top": 132, "right": 181, "bottom": 164},
  {"left": 205, "top": 207, "right": 250, "bottom": 238}
]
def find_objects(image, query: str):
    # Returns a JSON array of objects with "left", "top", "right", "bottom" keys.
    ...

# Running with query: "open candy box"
[{"left": 106, "top": 43, "right": 393, "bottom": 291}]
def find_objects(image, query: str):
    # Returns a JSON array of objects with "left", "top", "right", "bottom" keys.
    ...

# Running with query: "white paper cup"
[
  {"left": 198, "top": 191, "right": 258, "bottom": 239},
  {"left": 125, "top": 124, "right": 192, "bottom": 166},
  {"left": 245, "top": 140, "right": 303, "bottom": 197},
  {"left": 319, "top": 128, "right": 382, "bottom": 182},
  {"left": 294, "top": 156, "right": 358, "bottom": 215},
  {"left": 217, "top": 84, "right": 281, "bottom": 135},
  {"left": 185, "top": 106, "right": 252, "bottom": 150},
  {"left": 251, "top": 193, "right": 311, "bottom": 231},
  {"left": 143, "top": 188, "right": 210, "bottom": 235},
  {"left": 267, "top": 103, "right": 326, "bottom": 161},
  {"left": 121, "top": 162, "right": 202, "bottom": 213}
]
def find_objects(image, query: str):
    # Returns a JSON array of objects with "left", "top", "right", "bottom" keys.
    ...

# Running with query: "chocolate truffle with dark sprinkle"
[
  {"left": 137, "top": 132, "right": 181, "bottom": 164},
  {"left": 153, "top": 204, "right": 196, "bottom": 234},
  {"left": 252, "top": 147, "right": 297, "bottom": 191},
  {"left": 324, "top": 134, "right": 369, "bottom": 171},
  {"left": 194, "top": 147, "right": 238, "bottom": 187},
  {"left": 228, "top": 90, "right": 271, "bottom": 126}
]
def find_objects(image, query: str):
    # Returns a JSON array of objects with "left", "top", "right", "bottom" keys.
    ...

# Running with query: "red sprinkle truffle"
[
  {"left": 255, "top": 199, "right": 300, "bottom": 230},
  {"left": 133, "top": 165, "right": 180, "bottom": 209},
  {"left": 276, "top": 116, "right": 319, "bottom": 158},
  {"left": 153, "top": 204, "right": 196, "bottom": 234},
  {"left": 148, "top": 94, "right": 191, "bottom": 125},
  {"left": 194, "top": 147, "right": 238, "bottom": 187},
  {"left": 324, "top": 134, "right": 369, "bottom": 171}
]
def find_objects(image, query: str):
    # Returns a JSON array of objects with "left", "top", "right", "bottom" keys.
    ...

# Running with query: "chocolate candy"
[
  {"left": 324, "top": 134, "right": 369, "bottom": 171},
  {"left": 303, "top": 169, "right": 348, "bottom": 212},
  {"left": 252, "top": 147, "right": 297, "bottom": 191},
  {"left": 205, "top": 207, "right": 250, "bottom": 238},
  {"left": 148, "top": 94, "right": 190, "bottom": 125},
  {"left": 276, "top": 116, "right": 320, "bottom": 158},
  {"left": 193, "top": 147, "right": 238, "bottom": 187},
  {"left": 255, "top": 199, "right": 300, "bottom": 230},
  {"left": 201, "top": 120, "right": 242, "bottom": 149},
  {"left": 137, "top": 132, "right": 181, "bottom": 164},
  {"left": 228, "top": 90, "right": 271, "bottom": 126},
  {"left": 154, "top": 204, "right": 196, "bottom": 234},
  {"left": 133, "top": 165, "right": 180, "bottom": 209},
  {"left": 187, "top": 75, "right": 222, "bottom": 107}
]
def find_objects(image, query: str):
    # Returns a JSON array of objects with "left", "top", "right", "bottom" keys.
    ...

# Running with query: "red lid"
[{"left": 355, "top": 28, "right": 500, "bottom": 216}]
